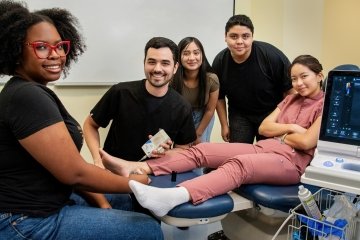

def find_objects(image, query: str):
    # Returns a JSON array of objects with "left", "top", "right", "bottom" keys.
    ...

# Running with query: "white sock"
[{"left": 129, "top": 180, "right": 190, "bottom": 217}]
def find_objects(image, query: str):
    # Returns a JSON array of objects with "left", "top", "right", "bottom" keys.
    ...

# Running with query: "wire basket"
[{"left": 287, "top": 188, "right": 358, "bottom": 240}]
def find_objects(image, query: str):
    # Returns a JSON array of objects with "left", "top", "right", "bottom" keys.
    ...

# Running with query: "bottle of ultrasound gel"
[{"left": 298, "top": 185, "right": 323, "bottom": 220}]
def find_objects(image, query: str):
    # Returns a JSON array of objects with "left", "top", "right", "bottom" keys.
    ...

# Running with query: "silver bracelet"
[{"left": 281, "top": 133, "right": 288, "bottom": 144}]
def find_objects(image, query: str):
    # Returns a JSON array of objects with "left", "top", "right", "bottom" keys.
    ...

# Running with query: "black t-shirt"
[
  {"left": 212, "top": 41, "right": 292, "bottom": 116},
  {"left": 0, "top": 77, "right": 82, "bottom": 217},
  {"left": 90, "top": 79, "right": 196, "bottom": 161}
]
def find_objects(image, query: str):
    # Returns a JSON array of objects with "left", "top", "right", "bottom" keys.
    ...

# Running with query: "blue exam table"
[{"left": 149, "top": 171, "right": 319, "bottom": 227}]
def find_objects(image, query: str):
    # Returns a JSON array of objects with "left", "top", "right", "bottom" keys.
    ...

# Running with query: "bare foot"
[{"left": 99, "top": 149, "right": 137, "bottom": 177}]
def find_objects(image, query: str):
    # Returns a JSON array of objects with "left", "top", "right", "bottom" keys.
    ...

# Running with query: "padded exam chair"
[
  {"left": 149, "top": 172, "right": 319, "bottom": 225},
  {"left": 150, "top": 171, "right": 320, "bottom": 239},
  {"left": 233, "top": 183, "right": 320, "bottom": 213}
]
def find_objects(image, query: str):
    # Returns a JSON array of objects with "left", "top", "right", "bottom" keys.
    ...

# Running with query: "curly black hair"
[{"left": 0, "top": 0, "right": 86, "bottom": 77}]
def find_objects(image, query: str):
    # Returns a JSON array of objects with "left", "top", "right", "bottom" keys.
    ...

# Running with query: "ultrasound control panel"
[{"left": 310, "top": 152, "right": 360, "bottom": 174}]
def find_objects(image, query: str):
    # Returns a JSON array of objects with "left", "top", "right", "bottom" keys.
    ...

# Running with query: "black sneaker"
[{"left": 208, "top": 230, "right": 229, "bottom": 240}]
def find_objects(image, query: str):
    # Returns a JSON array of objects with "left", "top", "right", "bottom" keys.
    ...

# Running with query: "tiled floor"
[
  {"left": 161, "top": 221, "right": 222, "bottom": 240},
  {"left": 160, "top": 210, "right": 291, "bottom": 240},
  {"left": 222, "top": 211, "right": 289, "bottom": 240}
]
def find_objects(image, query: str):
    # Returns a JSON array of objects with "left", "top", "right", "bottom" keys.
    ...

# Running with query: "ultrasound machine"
[{"left": 302, "top": 68, "right": 360, "bottom": 194}]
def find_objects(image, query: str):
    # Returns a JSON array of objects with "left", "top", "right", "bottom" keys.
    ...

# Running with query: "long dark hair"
[{"left": 171, "top": 37, "right": 214, "bottom": 108}]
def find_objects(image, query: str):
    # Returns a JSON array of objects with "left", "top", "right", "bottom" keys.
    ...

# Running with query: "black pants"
[{"left": 228, "top": 111, "right": 268, "bottom": 143}]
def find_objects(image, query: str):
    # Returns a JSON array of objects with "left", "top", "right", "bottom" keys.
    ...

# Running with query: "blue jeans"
[
  {"left": 192, "top": 109, "right": 215, "bottom": 142},
  {"left": 0, "top": 193, "right": 163, "bottom": 240}
]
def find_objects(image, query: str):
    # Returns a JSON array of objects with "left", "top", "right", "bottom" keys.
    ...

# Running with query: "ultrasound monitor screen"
[{"left": 320, "top": 70, "right": 360, "bottom": 145}]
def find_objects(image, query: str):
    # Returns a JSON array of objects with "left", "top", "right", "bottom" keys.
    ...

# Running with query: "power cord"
[{"left": 271, "top": 212, "right": 295, "bottom": 240}]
